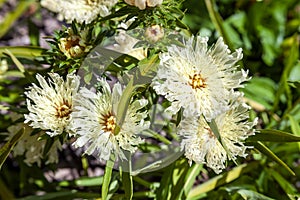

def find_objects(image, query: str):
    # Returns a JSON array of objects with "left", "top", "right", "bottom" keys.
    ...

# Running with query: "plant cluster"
[{"left": 0, "top": 0, "right": 299, "bottom": 199}]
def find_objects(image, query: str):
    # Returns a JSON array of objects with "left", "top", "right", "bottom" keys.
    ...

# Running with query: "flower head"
[
  {"left": 41, "top": 0, "right": 118, "bottom": 24},
  {"left": 24, "top": 73, "right": 80, "bottom": 137},
  {"left": 59, "top": 28, "right": 93, "bottom": 59},
  {"left": 144, "top": 25, "right": 164, "bottom": 43},
  {"left": 70, "top": 79, "right": 149, "bottom": 161},
  {"left": 125, "top": 0, "right": 163, "bottom": 10},
  {"left": 152, "top": 36, "right": 248, "bottom": 121},
  {"left": 178, "top": 98, "right": 257, "bottom": 174}
]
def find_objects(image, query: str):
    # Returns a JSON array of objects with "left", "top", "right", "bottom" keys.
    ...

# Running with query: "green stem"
[
  {"left": 144, "top": 129, "right": 171, "bottom": 145},
  {"left": 102, "top": 156, "right": 115, "bottom": 200},
  {"left": 204, "top": 0, "right": 234, "bottom": 51},
  {"left": 133, "top": 176, "right": 153, "bottom": 188}
]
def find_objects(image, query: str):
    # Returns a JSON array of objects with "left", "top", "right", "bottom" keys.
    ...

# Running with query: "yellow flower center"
[
  {"left": 101, "top": 113, "right": 117, "bottom": 134},
  {"left": 86, "top": 0, "right": 98, "bottom": 5},
  {"left": 56, "top": 101, "right": 72, "bottom": 118},
  {"left": 188, "top": 73, "right": 206, "bottom": 89},
  {"left": 64, "top": 36, "right": 81, "bottom": 51}
]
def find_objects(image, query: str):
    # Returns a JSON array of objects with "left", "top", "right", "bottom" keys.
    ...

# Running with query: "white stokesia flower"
[
  {"left": 70, "top": 79, "right": 149, "bottom": 161},
  {"left": 24, "top": 73, "right": 80, "bottom": 137},
  {"left": 41, "top": 0, "right": 118, "bottom": 24},
  {"left": 178, "top": 98, "right": 257, "bottom": 174},
  {"left": 152, "top": 36, "right": 248, "bottom": 121}
]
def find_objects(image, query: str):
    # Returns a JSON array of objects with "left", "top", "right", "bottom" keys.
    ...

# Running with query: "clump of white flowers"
[
  {"left": 152, "top": 35, "right": 256, "bottom": 173},
  {"left": 22, "top": 31, "right": 256, "bottom": 173},
  {"left": 41, "top": 0, "right": 118, "bottom": 24}
]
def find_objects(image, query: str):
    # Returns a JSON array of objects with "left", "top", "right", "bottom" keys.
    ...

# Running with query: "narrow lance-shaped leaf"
[
  {"left": 4, "top": 49, "right": 25, "bottom": 73},
  {"left": 183, "top": 164, "right": 203, "bottom": 197},
  {"left": 0, "top": 176, "right": 14, "bottom": 200},
  {"left": 121, "top": 152, "right": 133, "bottom": 200},
  {"left": 0, "top": 46, "right": 45, "bottom": 59},
  {"left": 247, "top": 129, "right": 300, "bottom": 142},
  {"left": 116, "top": 55, "right": 159, "bottom": 128},
  {"left": 209, "top": 119, "right": 237, "bottom": 165},
  {"left": 187, "top": 162, "right": 259, "bottom": 199},
  {"left": 265, "top": 168, "right": 298, "bottom": 196},
  {"left": 102, "top": 157, "right": 115, "bottom": 200},
  {"left": 0, "top": 0, "right": 35, "bottom": 38},
  {"left": 247, "top": 141, "right": 295, "bottom": 176},
  {"left": 288, "top": 115, "right": 300, "bottom": 150},
  {"left": 0, "top": 128, "right": 25, "bottom": 170}
]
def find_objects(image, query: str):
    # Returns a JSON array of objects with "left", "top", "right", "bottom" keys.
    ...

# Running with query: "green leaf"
[
  {"left": 273, "top": 34, "right": 299, "bottom": 110},
  {"left": 183, "top": 164, "right": 203, "bottom": 196},
  {"left": 102, "top": 158, "right": 115, "bottom": 200},
  {"left": 4, "top": 49, "right": 25, "bottom": 73},
  {"left": 242, "top": 77, "right": 276, "bottom": 110},
  {"left": 120, "top": 152, "right": 133, "bottom": 200},
  {"left": 248, "top": 141, "right": 295, "bottom": 176},
  {"left": 16, "top": 190, "right": 100, "bottom": 200},
  {"left": 288, "top": 115, "right": 300, "bottom": 136},
  {"left": 204, "top": 0, "right": 234, "bottom": 51},
  {"left": 0, "top": 128, "right": 25, "bottom": 170},
  {"left": 155, "top": 158, "right": 190, "bottom": 200},
  {"left": 187, "top": 162, "right": 259, "bottom": 199},
  {"left": 236, "top": 189, "right": 275, "bottom": 200},
  {"left": 0, "top": 0, "right": 35, "bottom": 38},
  {"left": 288, "top": 114, "right": 300, "bottom": 150},
  {"left": 247, "top": 129, "right": 300, "bottom": 142},
  {"left": 116, "top": 55, "right": 159, "bottom": 128},
  {"left": 265, "top": 168, "right": 297, "bottom": 196},
  {"left": 169, "top": 159, "right": 190, "bottom": 200},
  {"left": 28, "top": 19, "right": 40, "bottom": 46},
  {"left": 0, "top": 178, "right": 14, "bottom": 200},
  {"left": 0, "top": 46, "right": 45, "bottom": 59},
  {"left": 123, "top": 172, "right": 133, "bottom": 200}
]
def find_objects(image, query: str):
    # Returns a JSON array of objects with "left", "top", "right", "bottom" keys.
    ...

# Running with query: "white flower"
[
  {"left": 144, "top": 24, "right": 164, "bottom": 43},
  {"left": 178, "top": 98, "right": 257, "bottom": 174},
  {"left": 6, "top": 123, "right": 62, "bottom": 166},
  {"left": 152, "top": 36, "right": 248, "bottom": 121},
  {"left": 70, "top": 79, "right": 149, "bottom": 161},
  {"left": 59, "top": 28, "right": 93, "bottom": 59},
  {"left": 24, "top": 73, "right": 80, "bottom": 137},
  {"left": 125, "top": 0, "right": 163, "bottom": 10},
  {"left": 41, "top": 0, "right": 118, "bottom": 24}
]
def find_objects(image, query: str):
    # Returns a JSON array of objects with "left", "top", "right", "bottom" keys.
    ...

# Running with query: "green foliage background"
[{"left": 0, "top": 0, "right": 299, "bottom": 199}]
